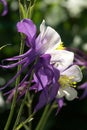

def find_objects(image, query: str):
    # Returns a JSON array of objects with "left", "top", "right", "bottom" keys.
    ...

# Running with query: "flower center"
[
  {"left": 59, "top": 75, "right": 77, "bottom": 88},
  {"left": 56, "top": 42, "right": 65, "bottom": 50}
]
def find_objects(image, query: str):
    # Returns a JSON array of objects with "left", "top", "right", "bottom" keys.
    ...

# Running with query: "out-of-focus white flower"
[
  {"left": 82, "top": 43, "right": 87, "bottom": 51},
  {"left": 43, "top": 0, "right": 58, "bottom": 4},
  {"left": 72, "top": 35, "right": 82, "bottom": 47},
  {"left": 0, "top": 93, "right": 5, "bottom": 107},
  {"left": 10, "top": 1, "right": 18, "bottom": 11},
  {"left": 62, "top": 0, "right": 87, "bottom": 17}
]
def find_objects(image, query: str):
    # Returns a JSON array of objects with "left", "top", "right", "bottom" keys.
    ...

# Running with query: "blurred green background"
[{"left": 0, "top": 0, "right": 87, "bottom": 129}]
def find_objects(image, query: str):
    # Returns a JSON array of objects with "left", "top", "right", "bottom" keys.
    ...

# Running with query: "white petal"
[
  {"left": 62, "top": 65, "right": 83, "bottom": 82},
  {"left": 57, "top": 88, "right": 65, "bottom": 98},
  {"left": 40, "top": 20, "right": 46, "bottom": 39},
  {"left": 39, "top": 20, "right": 61, "bottom": 53},
  {"left": 50, "top": 50, "right": 74, "bottom": 72},
  {"left": 44, "top": 26, "right": 61, "bottom": 51},
  {"left": 63, "top": 87, "right": 78, "bottom": 101}
]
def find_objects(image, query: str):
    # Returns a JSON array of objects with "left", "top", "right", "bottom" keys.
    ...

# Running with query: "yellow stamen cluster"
[
  {"left": 56, "top": 42, "right": 65, "bottom": 50},
  {"left": 59, "top": 75, "right": 77, "bottom": 88}
]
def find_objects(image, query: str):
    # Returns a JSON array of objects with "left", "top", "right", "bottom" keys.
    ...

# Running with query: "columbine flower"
[
  {"left": 57, "top": 65, "right": 82, "bottom": 100},
  {"left": 49, "top": 49, "right": 83, "bottom": 100},
  {"left": 67, "top": 48, "right": 87, "bottom": 100},
  {"left": 0, "top": 19, "right": 83, "bottom": 113},
  {"left": 31, "top": 49, "right": 75, "bottom": 92},
  {"left": 32, "top": 54, "right": 60, "bottom": 112},
  {"left": 51, "top": 49, "right": 82, "bottom": 112},
  {"left": 4, "top": 54, "right": 60, "bottom": 105},
  {"left": 17, "top": 19, "right": 61, "bottom": 54},
  {"left": 34, "top": 49, "right": 83, "bottom": 112},
  {"left": 0, "top": 19, "right": 61, "bottom": 90},
  {"left": 0, "top": 0, "right": 8, "bottom": 16}
]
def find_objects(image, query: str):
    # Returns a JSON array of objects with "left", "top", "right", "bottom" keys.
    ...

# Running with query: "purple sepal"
[
  {"left": 0, "top": 49, "right": 36, "bottom": 69},
  {"left": 33, "top": 55, "right": 60, "bottom": 112},
  {"left": 33, "top": 54, "right": 54, "bottom": 91},
  {"left": 30, "top": 54, "right": 60, "bottom": 91},
  {"left": 56, "top": 98, "right": 64, "bottom": 114},
  {"left": 17, "top": 19, "right": 37, "bottom": 48},
  {"left": 34, "top": 82, "right": 59, "bottom": 113}
]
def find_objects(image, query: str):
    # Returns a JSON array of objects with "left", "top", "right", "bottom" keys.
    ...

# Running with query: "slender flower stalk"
[
  {"left": 4, "top": 27, "right": 25, "bottom": 130},
  {"left": 3, "top": 1, "right": 27, "bottom": 130},
  {"left": 35, "top": 104, "right": 50, "bottom": 130},
  {"left": 15, "top": 113, "right": 34, "bottom": 130},
  {"left": 13, "top": 68, "right": 35, "bottom": 130},
  {"left": 35, "top": 102, "right": 56, "bottom": 130}
]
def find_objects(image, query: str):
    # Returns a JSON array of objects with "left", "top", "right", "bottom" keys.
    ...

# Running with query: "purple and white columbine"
[
  {"left": 50, "top": 50, "right": 82, "bottom": 100},
  {"left": 34, "top": 49, "right": 83, "bottom": 112},
  {"left": 67, "top": 48, "right": 87, "bottom": 99},
  {"left": 0, "top": 19, "right": 83, "bottom": 113},
  {"left": 0, "top": 19, "right": 61, "bottom": 90},
  {"left": 0, "top": 18, "right": 63, "bottom": 106}
]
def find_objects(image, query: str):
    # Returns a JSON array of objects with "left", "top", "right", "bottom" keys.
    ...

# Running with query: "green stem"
[
  {"left": 12, "top": 68, "right": 34, "bottom": 130},
  {"left": 4, "top": 2, "right": 25, "bottom": 128},
  {"left": 4, "top": 91, "right": 17, "bottom": 130},
  {"left": 27, "top": 92, "right": 32, "bottom": 129},
  {"left": 12, "top": 97, "right": 25, "bottom": 130},
  {"left": 27, "top": 0, "right": 37, "bottom": 18},
  {"left": 23, "top": 124, "right": 31, "bottom": 130},
  {"left": 4, "top": 0, "right": 36, "bottom": 129},
  {"left": 15, "top": 113, "right": 34, "bottom": 130},
  {"left": 4, "top": 35, "right": 25, "bottom": 130},
  {"left": 35, "top": 102, "right": 54, "bottom": 130},
  {"left": 18, "top": 0, "right": 22, "bottom": 19},
  {"left": 41, "top": 107, "right": 53, "bottom": 130},
  {"left": 35, "top": 104, "right": 51, "bottom": 130}
]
